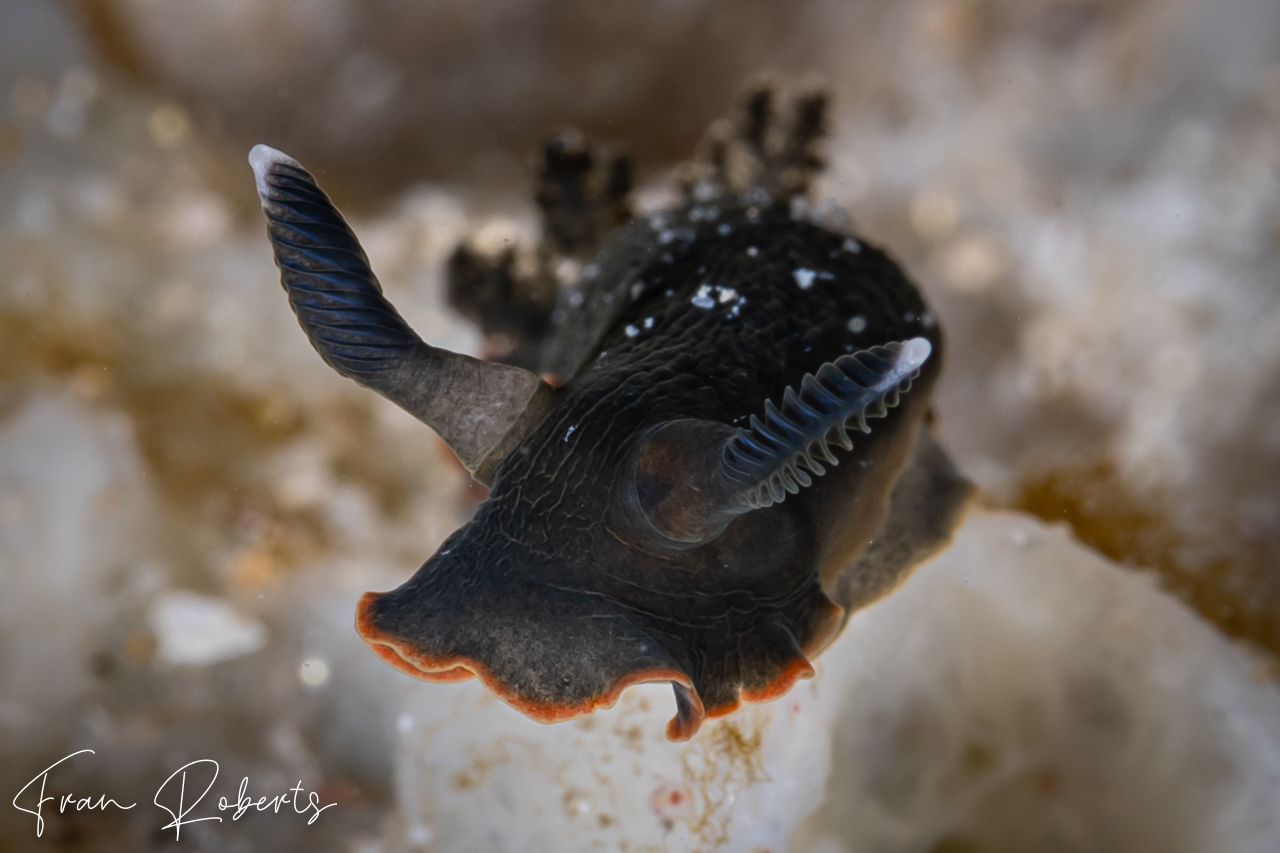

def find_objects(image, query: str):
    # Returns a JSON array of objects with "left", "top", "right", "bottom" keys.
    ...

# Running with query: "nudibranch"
[{"left": 250, "top": 87, "right": 972, "bottom": 741}]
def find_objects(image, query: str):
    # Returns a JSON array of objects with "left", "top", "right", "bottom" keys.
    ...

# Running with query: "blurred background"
[{"left": 1, "top": 0, "right": 1278, "bottom": 850}]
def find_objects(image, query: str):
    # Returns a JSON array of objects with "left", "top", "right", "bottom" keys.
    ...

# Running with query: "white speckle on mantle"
[{"left": 691, "top": 284, "right": 716, "bottom": 309}]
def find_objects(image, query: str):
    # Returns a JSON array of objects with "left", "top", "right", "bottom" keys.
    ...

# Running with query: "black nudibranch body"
[{"left": 250, "top": 90, "right": 972, "bottom": 740}]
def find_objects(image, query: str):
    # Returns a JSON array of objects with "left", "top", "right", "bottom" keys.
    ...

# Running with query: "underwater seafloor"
[{"left": 2, "top": 0, "right": 1279, "bottom": 851}]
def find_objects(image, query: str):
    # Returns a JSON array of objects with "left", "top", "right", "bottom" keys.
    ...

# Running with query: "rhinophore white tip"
[
  {"left": 248, "top": 144, "right": 301, "bottom": 202},
  {"left": 898, "top": 337, "right": 933, "bottom": 374}
]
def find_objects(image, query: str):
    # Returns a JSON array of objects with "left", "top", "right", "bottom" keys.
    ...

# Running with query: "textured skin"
[{"left": 358, "top": 198, "right": 946, "bottom": 732}]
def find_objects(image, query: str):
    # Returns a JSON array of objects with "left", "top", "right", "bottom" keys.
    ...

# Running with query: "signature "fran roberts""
[{"left": 12, "top": 750, "right": 336, "bottom": 839}]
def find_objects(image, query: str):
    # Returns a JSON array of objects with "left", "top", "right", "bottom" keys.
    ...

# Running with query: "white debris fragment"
[
  {"left": 691, "top": 284, "right": 716, "bottom": 308},
  {"left": 941, "top": 234, "right": 1005, "bottom": 293},
  {"left": 794, "top": 268, "right": 817, "bottom": 290},
  {"left": 555, "top": 258, "right": 583, "bottom": 285},
  {"left": 847, "top": 315, "right": 867, "bottom": 333},
  {"left": 298, "top": 656, "right": 331, "bottom": 687},
  {"left": 790, "top": 196, "right": 810, "bottom": 220},
  {"left": 625, "top": 323, "right": 639, "bottom": 337},
  {"left": 148, "top": 590, "right": 267, "bottom": 666},
  {"left": 407, "top": 824, "right": 435, "bottom": 847}
]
